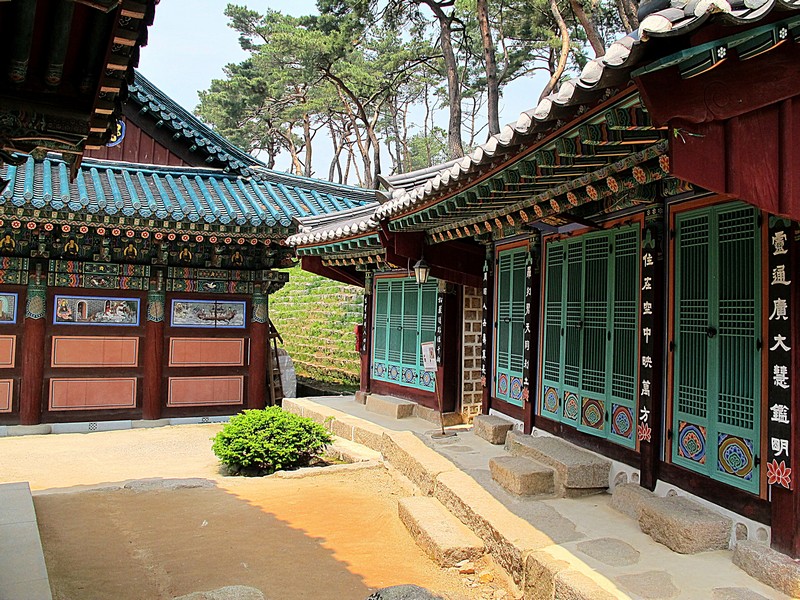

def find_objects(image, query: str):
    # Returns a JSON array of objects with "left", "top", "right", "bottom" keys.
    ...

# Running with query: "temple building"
[
  {"left": 0, "top": 24, "right": 374, "bottom": 426},
  {"left": 287, "top": 0, "right": 800, "bottom": 561}
]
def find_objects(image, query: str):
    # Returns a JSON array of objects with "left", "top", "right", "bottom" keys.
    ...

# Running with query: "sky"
[{"left": 137, "top": 0, "right": 546, "bottom": 176}]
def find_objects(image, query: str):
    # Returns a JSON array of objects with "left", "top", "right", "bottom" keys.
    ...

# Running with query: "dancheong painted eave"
[{"left": 0, "top": 155, "right": 375, "bottom": 231}]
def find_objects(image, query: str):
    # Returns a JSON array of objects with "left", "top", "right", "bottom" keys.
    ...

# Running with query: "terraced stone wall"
[{"left": 270, "top": 267, "right": 362, "bottom": 388}]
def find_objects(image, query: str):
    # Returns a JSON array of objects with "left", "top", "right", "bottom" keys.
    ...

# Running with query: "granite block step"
[
  {"left": 489, "top": 455, "right": 555, "bottom": 496},
  {"left": 0, "top": 482, "right": 52, "bottom": 600},
  {"left": 733, "top": 539, "right": 800, "bottom": 597},
  {"left": 398, "top": 496, "right": 485, "bottom": 567},
  {"left": 638, "top": 495, "right": 732, "bottom": 554},
  {"left": 365, "top": 394, "right": 415, "bottom": 419},
  {"left": 504, "top": 431, "right": 610, "bottom": 497},
  {"left": 472, "top": 414, "right": 514, "bottom": 445}
]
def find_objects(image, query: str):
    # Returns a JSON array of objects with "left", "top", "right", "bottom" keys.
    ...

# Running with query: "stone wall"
[
  {"left": 461, "top": 286, "right": 483, "bottom": 421},
  {"left": 270, "top": 266, "right": 362, "bottom": 388}
]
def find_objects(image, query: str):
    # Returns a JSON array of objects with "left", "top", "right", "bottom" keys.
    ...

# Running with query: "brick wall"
[{"left": 461, "top": 286, "right": 483, "bottom": 421}]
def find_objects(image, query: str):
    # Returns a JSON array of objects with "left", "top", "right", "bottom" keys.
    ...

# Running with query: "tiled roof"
[
  {"left": 128, "top": 71, "right": 264, "bottom": 177},
  {"left": 373, "top": 0, "right": 800, "bottom": 222},
  {"left": 287, "top": 203, "right": 380, "bottom": 246},
  {"left": 0, "top": 155, "right": 375, "bottom": 229}
]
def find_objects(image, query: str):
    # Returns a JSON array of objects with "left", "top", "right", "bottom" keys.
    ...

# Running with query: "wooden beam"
[{"left": 301, "top": 255, "right": 364, "bottom": 288}]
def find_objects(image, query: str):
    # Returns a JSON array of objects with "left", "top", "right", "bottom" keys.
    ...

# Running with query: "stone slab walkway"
[{"left": 289, "top": 396, "right": 788, "bottom": 600}]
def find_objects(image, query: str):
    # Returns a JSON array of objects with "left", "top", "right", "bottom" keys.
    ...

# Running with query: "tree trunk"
[
  {"left": 540, "top": 0, "right": 571, "bottom": 101},
  {"left": 303, "top": 112, "right": 313, "bottom": 177},
  {"left": 569, "top": 0, "right": 605, "bottom": 57},
  {"left": 476, "top": 0, "right": 500, "bottom": 136},
  {"left": 420, "top": 0, "right": 464, "bottom": 159}
]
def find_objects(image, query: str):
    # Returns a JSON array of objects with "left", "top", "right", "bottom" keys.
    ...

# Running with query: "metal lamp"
[{"left": 413, "top": 257, "right": 430, "bottom": 285}]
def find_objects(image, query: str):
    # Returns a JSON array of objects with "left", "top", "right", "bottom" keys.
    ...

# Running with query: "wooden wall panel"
[
  {"left": 49, "top": 378, "right": 137, "bottom": 410},
  {"left": 167, "top": 376, "right": 243, "bottom": 406},
  {"left": 0, "top": 335, "right": 16, "bottom": 368},
  {"left": 51, "top": 336, "right": 139, "bottom": 368},
  {"left": 83, "top": 117, "right": 189, "bottom": 167},
  {"left": 168, "top": 338, "right": 245, "bottom": 368},
  {"left": 0, "top": 379, "right": 12, "bottom": 412}
]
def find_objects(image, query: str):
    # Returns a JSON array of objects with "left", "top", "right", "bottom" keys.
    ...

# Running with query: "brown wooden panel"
[
  {"left": 0, "top": 335, "right": 16, "bottom": 368},
  {"left": 51, "top": 336, "right": 139, "bottom": 368},
  {"left": 168, "top": 337, "right": 245, "bottom": 368},
  {"left": 0, "top": 379, "right": 12, "bottom": 412},
  {"left": 167, "top": 376, "right": 243, "bottom": 406},
  {"left": 49, "top": 377, "right": 137, "bottom": 410}
]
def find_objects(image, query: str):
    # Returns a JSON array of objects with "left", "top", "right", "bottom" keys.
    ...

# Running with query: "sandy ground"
[{"left": 0, "top": 425, "right": 512, "bottom": 600}]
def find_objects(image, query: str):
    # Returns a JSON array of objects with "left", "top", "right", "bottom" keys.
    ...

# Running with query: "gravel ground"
[{"left": 0, "top": 424, "right": 513, "bottom": 600}]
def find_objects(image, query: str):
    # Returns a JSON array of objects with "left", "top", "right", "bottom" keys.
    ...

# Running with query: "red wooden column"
[
  {"left": 248, "top": 290, "right": 268, "bottom": 409},
  {"left": 357, "top": 273, "right": 373, "bottom": 401},
  {"left": 142, "top": 287, "right": 165, "bottom": 420},
  {"left": 18, "top": 272, "right": 46, "bottom": 425},
  {"left": 770, "top": 219, "right": 800, "bottom": 557},
  {"left": 480, "top": 244, "right": 494, "bottom": 414}
]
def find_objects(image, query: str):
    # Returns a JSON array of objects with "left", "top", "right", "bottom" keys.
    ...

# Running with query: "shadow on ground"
[{"left": 35, "top": 477, "right": 374, "bottom": 600}]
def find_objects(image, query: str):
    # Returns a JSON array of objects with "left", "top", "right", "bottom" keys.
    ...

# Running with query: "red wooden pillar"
[
  {"left": 19, "top": 275, "right": 46, "bottom": 425},
  {"left": 142, "top": 288, "right": 164, "bottom": 420},
  {"left": 359, "top": 274, "right": 373, "bottom": 396},
  {"left": 480, "top": 245, "right": 494, "bottom": 414},
  {"left": 248, "top": 290, "right": 268, "bottom": 409},
  {"left": 770, "top": 220, "right": 800, "bottom": 558}
]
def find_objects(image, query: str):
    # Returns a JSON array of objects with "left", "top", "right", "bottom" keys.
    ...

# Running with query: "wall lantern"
[{"left": 413, "top": 257, "right": 430, "bottom": 285}]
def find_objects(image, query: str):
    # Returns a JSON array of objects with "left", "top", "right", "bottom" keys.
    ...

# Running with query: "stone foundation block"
[
  {"left": 505, "top": 432, "right": 610, "bottom": 496},
  {"left": 554, "top": 570, "right": 620, "bottom": 600},
  {"left": 489, "top": 456, "right": 554, "bottom": 496},
  {"left": 382, "top": 431, "right": 456, "bottom": 495},
  {"left": 733, "top": 540, "right": 800, "bottom": 597},
  {"left": 638, "top": 495, "right": 732, "bottom": 554},
  {"left": 524, "top": 550, "right": 571, "bottom": 600},
  {"left": 611, "top": 483, "right": 656, "bottom": 520},
  {"left": 352, "top": 421, "right": 385, "bottom": 452},
  {"left": 280, "top": 398, "right": 304, "bottom": 417},
  {"left": 412, "top": 403, "right": 463, "bottom": 427},
  {"left": 354, "top": 390, "right": 367, "bottom": 404},
  {"left": 473, "top": 414, "right": 514, "bottom": 445},
  {"left": 398, "top": 496, "right": 485, "bottom": 567},
  {"left": 434, "top": 469, "right": 551, "bottom": 587},
  {"left": 366, "top": 394, "right": 415, "bottom": 419}
]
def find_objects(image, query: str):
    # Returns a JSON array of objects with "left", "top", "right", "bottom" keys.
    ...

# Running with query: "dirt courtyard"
[{"left": 0, "top": 424, "right": 510, "bottom": 600}]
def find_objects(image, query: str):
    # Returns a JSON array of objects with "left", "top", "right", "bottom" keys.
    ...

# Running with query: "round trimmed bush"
[{"left": 212, "top": 408, "right": 332, "bottom": 475}]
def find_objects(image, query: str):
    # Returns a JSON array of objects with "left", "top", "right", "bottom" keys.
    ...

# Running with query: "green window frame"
[
  {"left": 372, "top": 277, "right": 438, "bottom": 391},
  {"left": 493, "top": 245, "right": 529, "bottom": 407},
  {"left": 672, "top": 202, "right": 761, "bottom": 494},
  {"left": 539, "top": 225, "right": 640, "bottom": 448}
]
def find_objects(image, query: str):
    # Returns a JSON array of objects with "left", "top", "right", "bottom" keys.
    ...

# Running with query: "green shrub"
[{"left": 212, "top": 408, "right": 332, "bottom": 475}]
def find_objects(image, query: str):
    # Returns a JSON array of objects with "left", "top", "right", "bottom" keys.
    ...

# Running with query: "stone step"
[
  {"left": 365, "top": 394, "right": 415, "bottom": 419},
  {"left": 638, "top": 495, "right": 732, "bottom": 554},
  {"left": 0, "top": 482, "right": 52, "bottom": 599},
  {"left": 489, "top": 455, "right": 555, "bottom": 496},
  {"left": 733, "top": 540, "right": 800, "bottom": 598},
  {"left": 398, "top": 496, "right": 485, "bottom": 567},
  {"left": 504, "top": 431, "right": 610, "bottom": 497},
  {"left": 610, "top": 482, "right": 656, "bottom": 520},
  {"left": 472, "top": 414, "right": 514, "bottom": 445}
]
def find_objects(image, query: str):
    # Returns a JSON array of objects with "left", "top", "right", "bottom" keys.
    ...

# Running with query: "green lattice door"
[
  {"left": 494, "top": 246, "right": 528, "bottom": 406},
  {"left": 672, "top": 203, "right": 761, "bottom": 493},
  {"left": 372, "top": 277, "right": 438, "bottom": 392},
  {"left": 539, "top": 226, "right": 639, "bottom": 448}
]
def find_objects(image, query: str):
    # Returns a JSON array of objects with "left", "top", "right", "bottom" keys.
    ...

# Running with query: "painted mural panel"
[
  {"left": 0, "top": 292, "right": 18, "bottom": 324},
  {"left": 53, "top": 295, "right": 140, "bottom": 326},
  {"left": 170, "top": 299, "right": 246, "bottom": 329}
]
